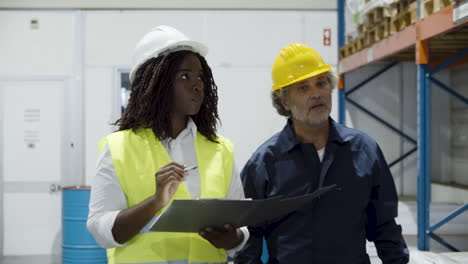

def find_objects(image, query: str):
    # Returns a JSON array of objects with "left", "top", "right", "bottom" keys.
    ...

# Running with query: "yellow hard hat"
[{"left": 272, "top": 43, "right": 332, "bottom": 91}]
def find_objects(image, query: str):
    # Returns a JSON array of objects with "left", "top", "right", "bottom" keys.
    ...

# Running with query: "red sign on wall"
[{"left": 323, "top": 28, "right": 331, "bottom": 46}]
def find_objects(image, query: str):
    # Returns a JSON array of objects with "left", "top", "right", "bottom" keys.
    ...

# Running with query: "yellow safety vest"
[{"left": 102, "top": 128, "right": 234, "bottom": 264}]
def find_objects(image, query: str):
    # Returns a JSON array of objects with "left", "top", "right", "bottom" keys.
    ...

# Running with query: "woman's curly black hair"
[{"left": 114, "top": 50, "right": 220, "bottom": 142}]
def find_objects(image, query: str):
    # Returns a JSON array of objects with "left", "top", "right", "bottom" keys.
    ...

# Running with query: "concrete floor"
[
  {"left": 367, "top": 235, "right": 468, "bottom": 264},
  {"left": 366, "top": 200, "right": 468, "bottom": 264}
]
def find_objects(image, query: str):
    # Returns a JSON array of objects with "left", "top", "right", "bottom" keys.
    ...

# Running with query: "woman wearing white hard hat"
[{"left": 87, "top": 25, "right": 248, "bottom": 264}]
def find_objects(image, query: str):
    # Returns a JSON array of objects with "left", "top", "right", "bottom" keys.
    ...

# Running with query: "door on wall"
[{"left": 0, "top": 79, "right": 67, "bottom": 263}]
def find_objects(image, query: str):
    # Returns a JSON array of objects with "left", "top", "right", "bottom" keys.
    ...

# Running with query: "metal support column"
[
  {"left": 417, "top": 63, "right": 431, "bottom": 250},
  {"left": 338, "top": 0, "right": 346, "bottom": 125},
  {"left": 416, "top": 23, "right": 468, "bottom": 252},
  {"left": 416, "top": 0, "right": 431, "bottom": 250},
  {"left": 416, "top": 17, "right": 431, "bottom": 247},
  {"left": 425, "top": 48, "right": 468, "bottom": 251}
]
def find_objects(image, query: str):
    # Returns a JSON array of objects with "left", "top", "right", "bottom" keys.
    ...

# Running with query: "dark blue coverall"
[{"left": 234, "top": 119, "right": 409, "bottom": 264}]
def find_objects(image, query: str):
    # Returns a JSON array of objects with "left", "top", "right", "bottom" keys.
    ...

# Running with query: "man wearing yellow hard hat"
[{"left": 234, "top": 43, "right": 409, "bottom": 263}]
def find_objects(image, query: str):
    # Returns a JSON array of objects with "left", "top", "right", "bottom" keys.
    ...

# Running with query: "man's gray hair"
[{"left": 271, "top": 70, "right": 337, "bottom": 117}]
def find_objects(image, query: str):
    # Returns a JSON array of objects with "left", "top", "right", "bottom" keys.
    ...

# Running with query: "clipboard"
[{"left": 150, "top": 184, "right": 336, "bottom": 232}]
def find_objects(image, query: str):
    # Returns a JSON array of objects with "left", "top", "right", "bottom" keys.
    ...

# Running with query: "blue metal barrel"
[{"left": 62, "top": 186, "right": 107, "bottom": 264}]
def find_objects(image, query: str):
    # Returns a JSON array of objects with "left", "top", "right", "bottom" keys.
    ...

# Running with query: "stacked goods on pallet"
[
  {"left": 341, "top": 0, "right": 398, "bottom": 58},
  {"left": 340, "top": 0, "right": 455, "bottom": 59},
  {"left": 389, "top": 0, "right": 417, "bottom": 34},
  {"left": 422, "top": 0, "right": 456, "bottom": 17},
  {"left": 363, "top": 5, "right": 396, "bottom": 45}
]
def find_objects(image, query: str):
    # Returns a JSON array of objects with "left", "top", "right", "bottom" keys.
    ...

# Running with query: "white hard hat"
[{"left": 129, "top": 25, "right": 208, "bottom": 83}]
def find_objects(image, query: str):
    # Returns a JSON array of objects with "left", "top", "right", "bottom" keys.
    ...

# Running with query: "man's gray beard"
[
  {"left": 300, "top": 116, "right": 329, "bottom": 127},
  {"left": 291, "top": 106, "right": 330, "bottom": 127}
]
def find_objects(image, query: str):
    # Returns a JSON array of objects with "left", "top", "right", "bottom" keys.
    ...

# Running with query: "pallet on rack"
[
  {"left": 391, "top": 0, "right": 417, "bottom": 14},
  {"left": 339, "top": 35, "right": 367, "bottom": 59},
  {"left": 339, "top": 42, "right": 357, "bottom": 59},
  {"left": 354, "top": 36, "right": 366, "bottom": 52},
  {"left": 365, "top": 6, "right": 397, "bottom": 26},
  {"left": 390, "top": 1, "right": 418, "bottom": 33},
  {"left": 366, "top": 18, "right": 392, "bottom": 46},
  {"left": 357, "top": 23, "right": 365, "bottom": 36},
  {"left": 339, "top": 46, "right": 346, "bottom": 59},
  {"left": 422, "top": 0, "right": 455, "bottom": 17}
]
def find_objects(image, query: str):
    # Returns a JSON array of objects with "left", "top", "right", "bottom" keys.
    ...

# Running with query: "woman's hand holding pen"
[
  {"left": 112, "top": 161, "right": 190, "bottom": 244},
  {"left": 154, "top": 162, "right": 188, "bottom": 207}
]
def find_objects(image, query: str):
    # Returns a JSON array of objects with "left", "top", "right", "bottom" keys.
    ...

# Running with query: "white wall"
[
  {"left": 83, "top": 9, "right": 338, "bottom": 183},
  {"left": 0, "top": 11, "right": 75, "bottom": 76},
  {"left": 0, "top": 10, "right": 84, "bottom": 186},
  {"left": 0, "top": 10, "right": 80, "bottom": 260},
  {"left": 1, "top": 8, "right": 338, "bottom": 258},
  {"left": 0, "top": 0, "right": 336, "bottom": 9}
]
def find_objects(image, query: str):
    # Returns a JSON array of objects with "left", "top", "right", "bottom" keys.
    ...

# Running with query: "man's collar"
[
  {"left": 328, "top": 118, "right": 349, "bottom": 144},
  {"left": 278, "top": 117, "right": 351, "bottom": 154},
  {"left": 278, "top": 119, "right": 301, "bottom": 153}
]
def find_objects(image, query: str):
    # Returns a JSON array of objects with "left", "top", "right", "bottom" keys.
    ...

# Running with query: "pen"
[{"left": 184, "top": 165, "right": 198, "bottom": 172}]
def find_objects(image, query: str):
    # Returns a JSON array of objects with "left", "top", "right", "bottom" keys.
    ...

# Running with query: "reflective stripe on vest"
[{"left": 104, "top": 128, "right": 234, "bottom": 264}]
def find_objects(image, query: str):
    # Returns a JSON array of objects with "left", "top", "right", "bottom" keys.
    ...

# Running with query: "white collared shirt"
[
  {"left": 318, "top": 148, "right": 325, "bottom": 162},
  {"left": 87, "top": 118, "right": 249, "bottom": 256}
]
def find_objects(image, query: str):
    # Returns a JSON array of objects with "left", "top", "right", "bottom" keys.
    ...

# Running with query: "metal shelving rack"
[{"left": 337, "top": 0, "right": 468, "bottom": 251}]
